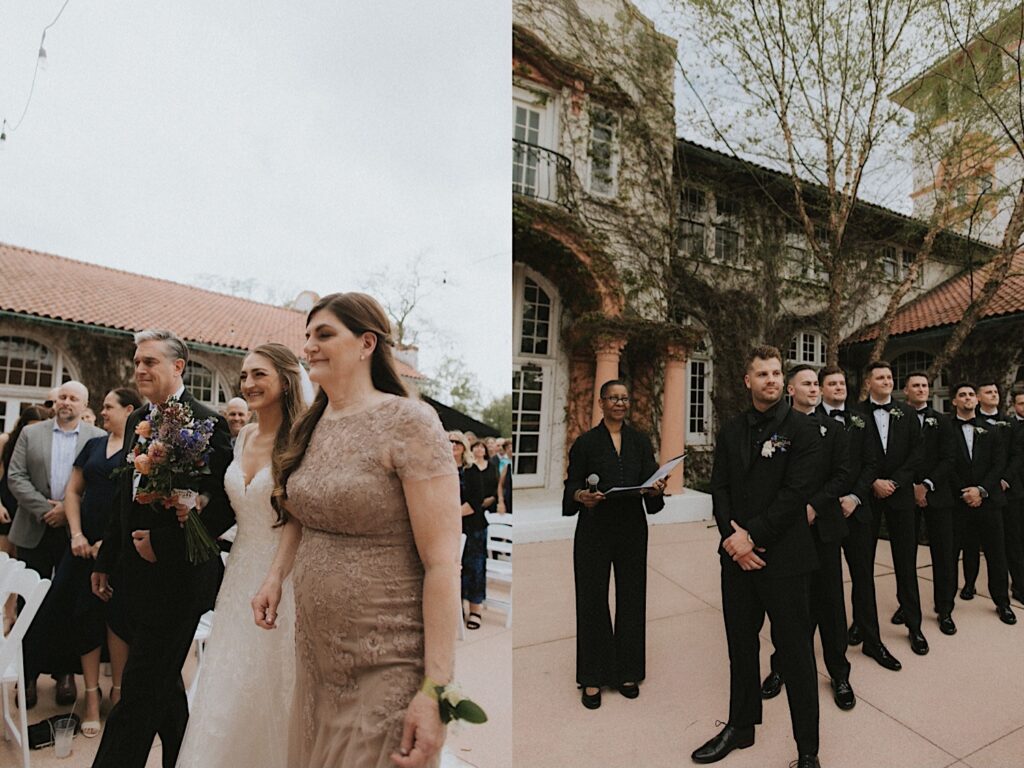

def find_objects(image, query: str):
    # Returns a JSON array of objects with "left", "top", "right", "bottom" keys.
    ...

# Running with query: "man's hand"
[
  {"left": 0, "top": 503, "right": 9, "bottom": 525},
  {"left": 575, "top": 489, "right": 605, "bottom": 509},
  {"left": 132, "top": 529, "right": 157, "bottom": 562},
  {"left": 961, "top": 487, "right": 983, "bottom": 508},
  {"left": 734, "top": 550, "right": 766, "bottom": 571},
  {"left": 872, "top": 479, "right": 896, "bottom": 499},
  {"left": 482, "top": 496, "right": 497, "bottom": 509},
  {"left": 42, "top": 500, "right": 67, "bottom": 527},
  {"left": 723, "top": 520, "right": 754, "bottom": 559},
  {"left": 806, "top": 504, "right": 817, "bottom": 525},
  {"left": 91, "top": 572, "right": 112, "bottom": 602},
  {"left": 913, "top": 484, "right": 929, "bottom": 508},
  {"left": 840, "top": 495, "right": 858, "bottom": 518}
]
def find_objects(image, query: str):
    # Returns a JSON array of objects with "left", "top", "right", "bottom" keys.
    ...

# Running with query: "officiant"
[{"left": 562, "top": 379, "right": 667, "bottom": 710}]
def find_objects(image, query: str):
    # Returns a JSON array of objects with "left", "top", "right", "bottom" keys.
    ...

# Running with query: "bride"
[{"left": 176, "top": 342, "right": 312, "bottom": 768}]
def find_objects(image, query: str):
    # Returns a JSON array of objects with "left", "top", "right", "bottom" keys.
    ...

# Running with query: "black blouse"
[{"left": 463, "top": 461, "right": 499, "bottom": 533}]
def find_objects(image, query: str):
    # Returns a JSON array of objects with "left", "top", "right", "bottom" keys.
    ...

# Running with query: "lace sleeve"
[{"left": 389, "top": 398, "right": 458, "bottom": 482}]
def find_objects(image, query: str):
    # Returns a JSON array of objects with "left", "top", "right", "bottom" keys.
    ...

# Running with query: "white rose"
[
  {"left": 761, "top": 441, "right": 774, "bottom": 458},
  {"left": 440, "top": 684, "right": 465, "bottom": 707}
]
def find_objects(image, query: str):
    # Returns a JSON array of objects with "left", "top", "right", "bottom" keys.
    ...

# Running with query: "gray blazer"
[{"left": 7, "top": 418, "right": 106, "bottom": 549}]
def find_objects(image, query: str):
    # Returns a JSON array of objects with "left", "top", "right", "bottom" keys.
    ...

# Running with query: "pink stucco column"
[
  {"left": 659, "top": 343, "right": 688, "bottom": 493},
  {"left": 591, "top": 336, "right": 627, "bottom": 426}
]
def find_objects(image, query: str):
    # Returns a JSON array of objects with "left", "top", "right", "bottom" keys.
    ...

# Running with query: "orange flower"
[
  {"left": 134, "top": 453, "right": 152, "bottom": 475},
  {"left": 135, "top": 421, "right": 152, "bottom": 439},
  {"left": 147, "top": 441, "right": 168, "bottom": 464}
]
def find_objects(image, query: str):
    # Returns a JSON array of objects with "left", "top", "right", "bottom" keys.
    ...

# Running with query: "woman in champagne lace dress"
[{"left": 253, "top": 293, "right": 461, "bottom": 768}]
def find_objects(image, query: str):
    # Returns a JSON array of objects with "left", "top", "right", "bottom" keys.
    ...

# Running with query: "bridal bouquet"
[{"left": 128, "top": 399, "right": 220, "bottom": 564}]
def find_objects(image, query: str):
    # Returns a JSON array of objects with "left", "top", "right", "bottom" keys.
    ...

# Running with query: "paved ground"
[{"left": 515, "top": 520, "right": 1024, "bottom": 768}]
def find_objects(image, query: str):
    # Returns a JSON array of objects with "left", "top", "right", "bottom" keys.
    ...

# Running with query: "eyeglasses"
[{"left": 602, "top": 396, "right": 630, "bottom": 404}]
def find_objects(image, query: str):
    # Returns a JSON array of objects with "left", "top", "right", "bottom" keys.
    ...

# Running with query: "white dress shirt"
[
  {"left": 959, "top": 418, "right": 975, "bottom": 459},
  {"left": 50, "top": 421, "right": 81, "bottom": 502},
  {"left": 870, "top": 398, "right": 892, "bottom": 453}
]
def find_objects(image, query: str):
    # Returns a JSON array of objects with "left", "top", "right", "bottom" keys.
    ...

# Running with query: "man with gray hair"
[
  {"left": 92, "top": 329, "right": 234, "bottom": 768},
  {"left": 8, "top": 379, "right": 105, "bottom": 706}
]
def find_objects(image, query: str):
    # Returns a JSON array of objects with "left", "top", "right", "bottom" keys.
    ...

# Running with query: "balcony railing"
[{"left": 512, "top": 139, "right": 572, "bottom": 209}]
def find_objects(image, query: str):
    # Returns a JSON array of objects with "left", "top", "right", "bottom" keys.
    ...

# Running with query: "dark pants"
[
  {"left": 955, "top": 503, "right": 1010, "bottom": 609},
  {"left": 461, "top": 527, "right": 487, "bottom": 605},
  {"left": 917, "top": 505, "right": 956, "bottom": 616},
  {"left": 573, "top": 508, "right": 647, "bottom": 687},
  {"left": 91, "top": 606, "right": 201, "bottom": 768},
  {"left": 841, "top": 514, "right": 884, "bottom": 650},
  {"left": 1002, "top": 498, "right": 1024, "bottom": 595},
  {"left": 871, "top": 500, "right": 922, "bottom": 633},
  {"left": 18, "top": 526, "right": 73, "bottom": 680},
  {"left": 721, "top": 565, "right": 819, "bottom": 756}
]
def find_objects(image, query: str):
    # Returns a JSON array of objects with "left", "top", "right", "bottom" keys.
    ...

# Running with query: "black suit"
[
  {"left": 563, "top": 421, "right": 664, "bottom": 688},
  {"left": 770, "top": 410, "right": 850, "bottom": 683},
  {"left": 950, "top": 415, "right": 1010, "bottom": 610},
  {"left": 914, "top": 406, "right": 958, "bottom": 616},
  {"left": 1005, "top": 417, "right": 1024, "bottom": 595},
  {"left": 961, "top": 412, "right": 1013, "bottom": 590},
  {"left": 711, "top": 400, "right": 820, "bottom": 756},
  {"left": 92, "top": 390, "right": 233, "bottom": 768},
  {"left": 859, "top": 400, "right": 924, "bottom": 633}
]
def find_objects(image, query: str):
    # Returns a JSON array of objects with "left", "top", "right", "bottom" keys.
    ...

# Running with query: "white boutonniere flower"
[
  {"left": 849, "top": 415, "right": 865, "bottom": 429},
  {"left": 925, "top": 417, "right": 938, "bottom": 428},
  {"left": 891, "top": 407, "right": 904, "bottom": 420},
  {"left": 761, "top": 434, "right": 791, "bottom": 458},
  {"left": 975, "top": 425, "right": 988, "bottom": 435},
  {"left": 819, "top": 425, "right": 828, "bottom": 437}
]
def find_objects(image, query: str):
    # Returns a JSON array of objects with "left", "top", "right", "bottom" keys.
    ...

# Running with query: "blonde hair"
[{"left": 448, "top": 430, "right": 473, "bottom": 468}]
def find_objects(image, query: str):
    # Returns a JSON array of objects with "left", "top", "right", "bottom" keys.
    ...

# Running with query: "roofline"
[{"left": 843, "top": 308, "right": 1024, "bottom": 346}]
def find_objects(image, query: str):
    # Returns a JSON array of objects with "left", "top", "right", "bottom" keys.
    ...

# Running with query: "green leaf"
[{"left": 454, "top": 699, "right": 488, "bottom": 724}]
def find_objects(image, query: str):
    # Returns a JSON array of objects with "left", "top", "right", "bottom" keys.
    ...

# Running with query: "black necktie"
[{"left": 872, "top": 402, "right": 893, "bottom": 412}]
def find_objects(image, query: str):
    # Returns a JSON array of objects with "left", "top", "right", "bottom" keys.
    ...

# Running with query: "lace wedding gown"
[{"left": 176, "top": 431, "right": 295, "bottom": 768}]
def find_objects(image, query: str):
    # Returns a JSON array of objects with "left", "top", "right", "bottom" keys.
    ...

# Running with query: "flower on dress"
[{"left": 761, "top": 434, "right": 791, "bottom": 458}]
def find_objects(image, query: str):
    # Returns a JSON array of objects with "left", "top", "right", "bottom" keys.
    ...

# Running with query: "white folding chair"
[
  {"left": 484, "top": 517, "right": 512, "bottom": 628},
  {"left": 0, "top": 567, "right": 52, "bottom": 768}
]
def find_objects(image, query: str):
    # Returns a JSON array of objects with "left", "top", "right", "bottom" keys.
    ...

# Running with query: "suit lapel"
[
  {"left": 953, "top": 421, "right": 972, "bottom": 464},
  {"left": 39, "top": 420, "right": 54, "bottom": 495},
  {"left": 739, "top": 419, "right": 752, "bottom": 469}
]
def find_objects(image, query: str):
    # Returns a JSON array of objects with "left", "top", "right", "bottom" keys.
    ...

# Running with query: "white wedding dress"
[{"left": 176, "top": 430, "right": 295, "bottom": 768}]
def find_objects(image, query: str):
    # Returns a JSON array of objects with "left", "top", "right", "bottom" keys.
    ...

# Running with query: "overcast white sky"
[{"left": 0, "top": 2, "right": 511, "bottom": 400}]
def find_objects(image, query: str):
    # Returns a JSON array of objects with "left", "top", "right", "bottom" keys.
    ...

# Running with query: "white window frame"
[
  {"left": 678, "top": 186, "right": 708, "bottom": 259},
  {"left": 0, "top": 333, "right": 79, "bottom": 433},
  {"left": 685, "top": 348, "right": 713, "bottom": 446},
  {"left": 184, "top": 358, "right": 232, "bottom": 409},
  {"left": 787, "top": 331, "right": 826, "bottom": 368},
  {"left": 712, "top": 193, "right": 743, "bottom": 265},
  {"left": 587, "top": 106, "right": 619, "bottom": 198},
  {"left": 513, "top": 84, "right": 559, "bottom": 203}
]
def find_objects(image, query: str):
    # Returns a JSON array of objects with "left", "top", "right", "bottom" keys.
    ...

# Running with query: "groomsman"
[
  {"left": 761, "top": 365, "right": 855, "bottom": 711},
  {"left": 817, "top": 366, "right": 900, "bottom": 671},
  {"left": 948, "top": 382, "right": 1016, "bottom": 624},
  {"left": 692, "top": 346, "right": 821, "bottom": 768},
  {"left": 1009, "top": 393, "right": 1024, "bottom": 603},
  {"left": 858, "top": 361, "right": 927, "bottom": 656},
  {"left": 900, "top": 372, "right": 958, "bottom": 635}
]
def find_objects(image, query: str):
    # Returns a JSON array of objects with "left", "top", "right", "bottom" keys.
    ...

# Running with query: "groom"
[{"left": 91, "top": 329, "right": 234, "bottom": 768}]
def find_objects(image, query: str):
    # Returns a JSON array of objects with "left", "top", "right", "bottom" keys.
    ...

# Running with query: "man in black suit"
[
  {"left": 858, "top": 360, "right": 927, "bottom": 656},
  {"left": 761, "top": 365, "right": 854, "bottom": 711},
  {"left": 692, "top": 346, "right": 821, "bottom": 768},
  {"left": 91, "top": 330, "right": 234, "bottom": 768},
  {"left": 1008, "top": 392, "right": 1024, "bottom": 603},
  {"left": 817, "top": 366, "right": 900, "bottom": 671},
  {"left": 948, "top": 382, "right": 1016, "bottom": 624},
  {"left": 900, "top": 371, "right": 959, "bottom": 636}
]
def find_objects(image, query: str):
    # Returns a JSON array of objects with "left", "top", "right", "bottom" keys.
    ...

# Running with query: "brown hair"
[
  {"left": 110, "top": 387, "right": 144, "bottom": 410},
  {"left": 744, "top": 345, "right": 782, "bottom": 372},
  {"left": 817, "top": 365, "right": 846, "bottom": 385},
  {"left": 272, "top": 293, "right": 407, "bottom": 522},
  {"left": 1, "top": 406, "right": 51, "bottom": 469}
]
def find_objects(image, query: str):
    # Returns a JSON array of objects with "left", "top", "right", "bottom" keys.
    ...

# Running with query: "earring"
[{"left": 360, "top": 354, "right": 365, "bottom": 361}]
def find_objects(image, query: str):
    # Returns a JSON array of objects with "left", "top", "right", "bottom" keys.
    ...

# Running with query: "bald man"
[
  {"left": 223, "top": 397, "right": 250, "bottom": 445},
  {"left": 7, "top": 381, "right": 105, "bottom": 706}
]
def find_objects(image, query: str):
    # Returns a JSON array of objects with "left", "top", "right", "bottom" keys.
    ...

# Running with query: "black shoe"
[
  {"left": 863, "top": 643, "right": 902, "bottom": 671},
  {"left": 831, "top": 678, "right": 856, "bottom": 710},
  {"left": 617, "top": 682, "right": 640, "bottom": 699},
  {"left": 909, "top": 631, "right": 929, "bottom": 655},
  {"left": 760, "top": 670, "right": 783, "bottom": 700},
  {"left": 847, "top": 623, "right": 862, "bottom": 646},
  {"left": 691, "top": 724, "right": 755, "bottom": 764},
  {"left": 891, "top": 607, "right": 905, "bottom": 625},
  {"left": 55, "top": 674, "right": 77, "bottom": 706},
  {"left": 581, "top": 687, "right": 601, "bottom": 709},
  {"left": 960, "top": 585, "right": 976, "bottom": 600},
  {"left": 17, "top": 678, "right": 37, "bottom": 709},
  {"left": 997, "top": 605, "right": 1017, "bottom": 625},
  {"left": 938, "top": 614, "right": 957, "bottom": 635},
  {"left": 792, "top": 756, "right": 821, "bottom": 768}
]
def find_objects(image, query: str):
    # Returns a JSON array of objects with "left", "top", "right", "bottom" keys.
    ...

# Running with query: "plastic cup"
[{"left": 53, "top": 717, "right": 75, "bottom": 758}]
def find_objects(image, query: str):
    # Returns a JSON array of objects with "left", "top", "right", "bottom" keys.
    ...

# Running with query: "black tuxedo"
[
  {"left": 858, "top": 400, "right": 925, "bottom": 634},
  {"left": 1005, "top": 417, "right": 1024, "bottom": 594},
  {"left": 950, "top": 415, "right": 1010, "bottom": 610},
  {"left": 711, "top": 400, "right": 819, "bottom": 756},
  {"left": 563, "top": 421, "right": 663, "bottom": 688},
  {"left": 92, "top": 390, "right": 233, "bottom": 768},
  {"left": 914, "top": 406, "right": 958, "bottom": 616}
]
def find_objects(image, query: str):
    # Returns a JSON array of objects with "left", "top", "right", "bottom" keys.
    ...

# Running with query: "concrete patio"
[{"left": 515, "top": 519, "right": 1024, "bottom": 768}]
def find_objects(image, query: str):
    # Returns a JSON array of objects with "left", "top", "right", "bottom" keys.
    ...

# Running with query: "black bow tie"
[
  {"left": 917, "top": 407, "right": 928, "bottom": 415},
  {"left": 872, "top": 402, "right": 893, "bottom": 412},
  {"left": 957, "top": 417, "right": 975, "bottom": 425},
  {"left": 827, "top": 408, "right": 847, "bottom": 422}
]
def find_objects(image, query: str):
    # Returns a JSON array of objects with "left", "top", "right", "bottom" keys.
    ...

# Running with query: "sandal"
[
  {"left": 81, "top": 686, "right": 102, "bottom": 738},
  {"left": 465, "top": 612, "right": 482, "bottom": 630}
]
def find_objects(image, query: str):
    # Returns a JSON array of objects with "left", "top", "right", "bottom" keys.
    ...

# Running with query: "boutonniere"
[
  {"left": 890, "top": 407, "right": 904, "bottom": 420},
  {"left": 975, "top": 425, "right": 988, "bottom": 435},
  {"left": 819, "top": 425, "right": 828, "bottom": 437},
  {"left": 761, "top": 433, "right": 791, "bottom": 458},
  {"left": 849, "top": 414, "right": 866, "bottom": 429},
  {"left": 925, "top": 417, "right": 938, "bottom": 428}
]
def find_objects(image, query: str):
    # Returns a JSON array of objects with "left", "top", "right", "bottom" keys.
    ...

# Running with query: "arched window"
[
  {"left": 184, "top": 360, "right": 231, "bottom": 408},
  {"left": 787, "top": 331, "right": 826, "bottom": 367},
  {"left": 0, "top": 336, "right": 78, "bottom": 432}
]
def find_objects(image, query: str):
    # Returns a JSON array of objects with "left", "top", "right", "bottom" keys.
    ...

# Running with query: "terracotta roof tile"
[
  {"left": 846, "top": 251, "right": 1024, "bottom": 343},
  {"left": 0, "top": 243, "right": 425, "bottom": 379}
]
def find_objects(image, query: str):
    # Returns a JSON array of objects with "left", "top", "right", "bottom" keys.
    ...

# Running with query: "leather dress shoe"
[
  {"left": 938, "top": 614, "right": 957, "bottom": 635},
  {"left": 847, "top": 623, "right": 862, "bottom": 646},
  {"left": 617, "top": 682, "right": 640, "bottom": 699},
  {"left": 997, "top": 605, "right": 1017, "bottom": 625},
  {"left": 891, "top": 607, "right": 905, "bottom": 625},
  {"left": 760, "top": 670, "right": 783, "bottom": 700},
  {"left": 793, "top": 756, "right": 821, "bottom": 768},
  {"left": 691, "top": 724, "right": 755, "bottom": 764},
  {"left": 581, "top": 687, "right": 601, "bottom": 709},
  {"left": 909, "top": 631, "right": 929, "bottom": 656},
  {"left": 960, "top": 585, "right": 976, "bottom": 600},
  {"left": 831, "top": 678, "right": 855, "bottom": 710},
  {"left": 55, "top": 674, "right": 77, "bottom": 706},
  {"left": 863, "top": 643, "right": 902, "bottom": 671}
]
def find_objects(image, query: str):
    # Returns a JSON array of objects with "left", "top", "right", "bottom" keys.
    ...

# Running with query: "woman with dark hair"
[
  {"left": 177, "top": 342, "right": 312, "bottom": 768},
  {"left": 462, "top": 440, "right": 498, "bottom": 629},
  {"left": 253, "top": 292, "right": 461, "bottom": 768}
]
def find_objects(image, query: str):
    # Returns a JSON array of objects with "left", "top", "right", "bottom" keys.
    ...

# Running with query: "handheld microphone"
[{"left": 586, "top": 474, "right": 600, "bottom": 494}]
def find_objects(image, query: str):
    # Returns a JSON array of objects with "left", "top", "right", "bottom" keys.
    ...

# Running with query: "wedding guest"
[
  {"left": 497, "top": 440, "right": 512, "bottom": 515},
  {"left": 463, "top": 440, "right": 498, "bottom": 629},
  {"left": 7, "top": 381, "right": 105, "bottom": 708},
  {"left": 692, "top": 347, "right": 819, "bottom": 768},
  {"left": 58, "top": 388, "right": 143, "bottom": 737},
  {"left": 224, "top": 397, "right": 251, "bottom": 446},
  {"left": 81, "top": 407, "right": 98, "bottom": 426},
  {"left": 450, "top": 431, "right": 476, "bottom": 523},
  {"left": 563, "top": 379, "right": 665, "bottom": 710},
  {"left": 1008, "top": 392, "right": 1024, "bottom": 603},
  {"left": 252, "top": 292, "right": 461, "bottom": 768}
]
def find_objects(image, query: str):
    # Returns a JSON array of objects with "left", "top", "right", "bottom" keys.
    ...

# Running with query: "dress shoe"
[
  {"left": 909, "top": 631, "right": 929, "bottom": 655},
  {"left": 960, "top": 585, "right": 976, "bottom": 600},
  {"left": 863, "top": 643, "right": 902, "bottom": 671},
  {"left": 847, "top": 623, "right": 862, "bottom": 646},
  {"left": 938, "top": 614, "right": 957, "bottom": 635},
  {"left": 581, "top": 687, "right": 601, "bottom": 709},
  {"left": 891, "top": 607, "right": 905, "bottom": 625},
  {"left": 831, "top": 678, "right": 855, "bottom": 710},
  {"left": 793, "top": 756, "right": 821, "bottom": 768},
  {"left": 617, "top": 682, "right": 639, "bottom": 699},
  {"left": 760, "top": 670, "right": 783, "bottom": 700},
  {"left": 691, "top": 724, "right": 755, "bottom": 764},
  {"left": 18, "top": 678, "right": 37, "bottom": 709},
  {"left": 997, "top": 605, "right": 1017, "bottom": 625},
  {"left": 55, "top": 674, "right": 77, "bottom": 706}
]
